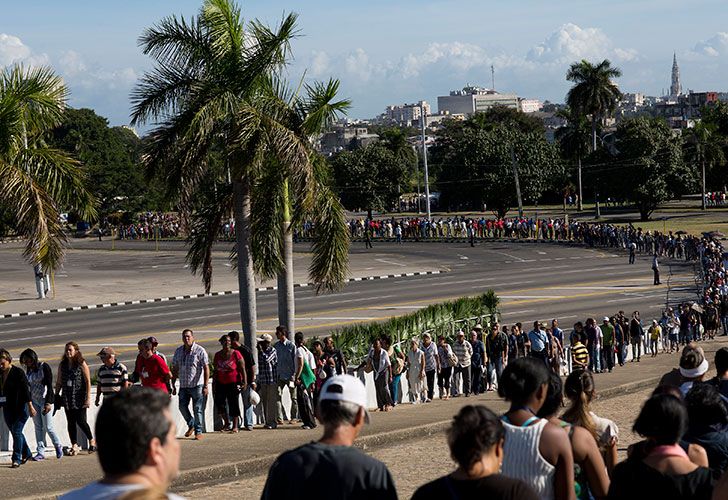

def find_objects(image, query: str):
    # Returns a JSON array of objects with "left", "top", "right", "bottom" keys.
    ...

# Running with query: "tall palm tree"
[
  {"left": 0, "top": 64, "right": 96, "bottom": 283},
  {"left": 566, "top": 59, "right": 622, "bottom": 152},
  {"left": 131, "top": 0, "right": 348, "bottom": 352},
  {"left": 684, "top": 122, "right": 726, "bottom": 210},
  {"left": 555, "top": 107, "right": 591, "bottom": 211}
]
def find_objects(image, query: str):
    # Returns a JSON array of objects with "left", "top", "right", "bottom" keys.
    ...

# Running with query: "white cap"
[
  {"left": 319, "top": 374, "right": 370, "bottom": 423},
  {"left": 603, "top": 316, "right": 610, "bottom": 322},
  {"left": 257, "top": 333, "right": 273, "bottom": 343}
]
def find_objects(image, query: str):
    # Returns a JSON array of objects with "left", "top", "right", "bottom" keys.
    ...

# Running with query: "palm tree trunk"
[
  {"left": 591, "top": 117, "right": 597, "bottom": 152},
  {"left": 277, "top": 180, "right": 295, "bottom": 340},
  {"left": 233, "top": 179, "right": 257, "bottom": 355},
  {"left": 701, "top": 156, "right": 706, "bottom": 211},
  {"left": 577, "top": 155, "right": 583, "bottom": 212}
]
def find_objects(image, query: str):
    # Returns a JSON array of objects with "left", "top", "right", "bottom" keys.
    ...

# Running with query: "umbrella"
[
  {"left": 709, "top": 231, "right": 725, "bottom": 238},
  {"left": 675, "top": 230, "right": 687, "bottom": 235}
]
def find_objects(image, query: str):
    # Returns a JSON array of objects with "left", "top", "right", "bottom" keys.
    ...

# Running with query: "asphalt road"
[{"left": 0, "top": 241, "right": 698, "bottom": 371}]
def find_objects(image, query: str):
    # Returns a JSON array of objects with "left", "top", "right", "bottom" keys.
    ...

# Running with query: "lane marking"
[
  {"left": 109, "top": 304, "right": 184, "bottom": 314},
  {"left": 140, "top": 307, "right": 217, "bottom": 318},
  {"left": 374, "top": 258, "right": 407, "bottom": 267}
]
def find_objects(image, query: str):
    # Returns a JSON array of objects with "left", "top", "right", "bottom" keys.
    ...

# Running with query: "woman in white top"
[
  {"left": 499, "top": 357, "right": 575, "bottom": 500},
  {"left": 406, "top": 339, "right": 425, "bottom": 404},
  {"left": 367, "top": 338, "right": 393, "bottom": 411}
]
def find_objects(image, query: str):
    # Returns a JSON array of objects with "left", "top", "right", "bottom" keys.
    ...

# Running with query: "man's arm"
[{"left": 202, "top": 362, "right": 210, "bottom": 396}]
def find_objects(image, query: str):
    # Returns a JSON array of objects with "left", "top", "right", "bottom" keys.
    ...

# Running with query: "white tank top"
[{"left": 501, "top": 417, "right": 556, "bottom": 500}]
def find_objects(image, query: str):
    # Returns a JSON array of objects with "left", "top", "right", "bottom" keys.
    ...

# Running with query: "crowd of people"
[{"left": 114, "top": 212, "right": 181, "bottom": 240}]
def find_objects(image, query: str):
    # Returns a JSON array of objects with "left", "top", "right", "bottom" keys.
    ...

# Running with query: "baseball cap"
[
  {"left": 319, "top": 374, "right": 370, "bottom": 423},
  {"left": 603, "top": 317, "right": 610, "bottom": 322},
  {"left": 257, "top": 333, "right": 273, "bottom": 343},
  {"left": 473, "top": 324, "right": 483, "bottom": 330},
  {"left": 97, "top": 347, "right": 116, "bottom": 356}
]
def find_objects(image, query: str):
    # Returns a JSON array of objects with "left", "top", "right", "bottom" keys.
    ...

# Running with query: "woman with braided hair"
[{"left": 563, "top": 370, "right": 619, "bottom": 475}]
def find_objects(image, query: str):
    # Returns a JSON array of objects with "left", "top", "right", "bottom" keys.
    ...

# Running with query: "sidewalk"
[{"left": 9, "top": 335, "right": 728, "bottom": 499}]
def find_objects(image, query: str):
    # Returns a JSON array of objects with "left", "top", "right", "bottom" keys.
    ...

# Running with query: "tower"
[{"left": 670, "top": 52, "right": 681, "bottom": 97}]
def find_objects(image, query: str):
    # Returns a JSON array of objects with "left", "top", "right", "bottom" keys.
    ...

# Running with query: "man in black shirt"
[
  {"left": 262, "top": 375, "right": 397, "bottom": 500},
  {"left": 228, "top": 330, "right": 256, "bottom": 431},
  {"left": 323, "top": 336, "right": 347, "bottom": 375}
]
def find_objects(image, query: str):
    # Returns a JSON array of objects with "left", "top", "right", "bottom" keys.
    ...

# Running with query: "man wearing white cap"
[{"left": 261, "top": 375, "right": 397, "bottom": 499}]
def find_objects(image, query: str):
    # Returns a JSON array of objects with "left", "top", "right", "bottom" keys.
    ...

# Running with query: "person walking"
[
  {"left": 528, "top": 321, "right": 550, "bottom": 367},
  {"left": 261, "top": 375, "right": 397, "bottom": 499},
  {"left": 171, "top": 329, "right": 210, "bottom": 440},
  {"left": 257, "top": 334, "right": 279, "bottom": 429},
  {"left": 274, "top": 326, "right": 297, "bottom": 424},
  {"left": 470, "top": 329, "right": 486, "bottom": 395},
  {"left": 628, "top": 241, "right": 636, "bottom": 264},
  {"left": 59, "top": 388, "right": 183, "bottom": 500},
  {"left": 213, "top": 335, "right": 245, "bottom": 432},
  {"left": 486, "top": 324, "right": 508, "bottom": 391},
  {"left": 630, "top": 311, "right": 644, "bottom": 362},
  {"left": 613, "top": 317, "right": 626, "bottom": 367},
  {"left": 601, "top": 317, "right": 615, "bottom": 373},
  {"left": 437, "top": 336, "right": 455, "bottom": 400},
  {"left": 383, "top": 336, "right": 405, "bottom": 405},
  {"left": 648, "top": 320, "right": 661, "bottom": 358},
  {"left": 652, "top": 252, "right": 661, "bottom": 285},
  {"left": 368, "top": 338, "right": 393, "bottom": 411},
  {"left": 498, "top": 357, "right": 575, "bottom": 500},
  {"left": 412, "top": 405, "right": 539, "bottom": 500},
  {"left": 293, "top": 331, "right": 317, "bottom": 430},
  {"left": 421, "top": 333, "right": 439, "bottom": 402},
  {"left": 406, "top": 339, "right": 425, "bottom": 404},
  {"left": 452, "top": 330, "right": 473, "bottom": 397},
  {"left": 55, "top": 342, "right": 96, "bottom": 456},
  {"left": 94, "top": 347, "right": 130, "bottom": 406},
  {"left": 19, "top": 349, "right": 63, "bottom": 461},
  {"left": 229, "top": 330, "right": 256, "bottom": 431},
  {"left": 136, "top": 339, "right": 172, "bottom": 393},
  {"left": 0, "top": 349, "right": 35, "bottom": 467}
]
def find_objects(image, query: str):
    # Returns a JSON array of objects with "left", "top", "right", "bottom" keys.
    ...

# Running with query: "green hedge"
[{"left": 331, "top": 290, "right": 500, "bottom": 364}]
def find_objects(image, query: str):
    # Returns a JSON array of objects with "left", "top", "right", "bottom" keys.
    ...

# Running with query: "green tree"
[
  {"left": 555, "top": 107, "right": 592, "bottom": 210},
  {"left": 597, "top": 117, "right": 694, "bottom": 220},
  {"left": 684, "top": 122, "right": 726, "bottom": 210},
  {"left": 566, "top": 59, "right": 622, "bottom": 152},
  {"left": 432, "top": 124, "right": 563, "bottom": 216},
  {"left": 131, "top": 0, "right": 345, "bottom": 352},
  {"left": 0, "top": 65, "right": 96, "bottom": 276},
  {"left": 330, "top": 142, "right": 409, "bottom": 217}
]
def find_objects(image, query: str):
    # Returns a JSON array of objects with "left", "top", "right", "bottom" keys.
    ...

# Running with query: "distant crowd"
[{"left": 114, "top": 212, "right": 181, "bottom": 240}]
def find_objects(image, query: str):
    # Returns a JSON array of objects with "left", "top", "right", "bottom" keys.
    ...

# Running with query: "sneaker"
[
  {"left": 10, "top": 462, "right": 20, "bottom": 468},
  {"left": 184, "top": 427, "right": 194, "bottom": 438},
  {"left": 32, "top": 454, "right": 45, "bottom": 461},
  {"left": 302, "top": 425, "right": 311, "bottom": 430},
  {"left": 244, "top": 426, "right": 254, "bottom": 431},
  {"left": 55, "top": 445, "right": 63, "bottom": 459}
]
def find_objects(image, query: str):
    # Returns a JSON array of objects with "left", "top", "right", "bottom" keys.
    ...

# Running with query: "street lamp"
[{"left": 420, "top": 102, "right": 431, "bottom": 219}]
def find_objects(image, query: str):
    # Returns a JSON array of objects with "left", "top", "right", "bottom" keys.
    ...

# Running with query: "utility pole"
[
  {"left": 491, "top": 65, "right": 495, "bottom": 91},
  {"left": 420, "top": 102, "right": 431, "bottom": 219},
  {"left": 413, "top": 145, "right": 421, "bottom": 214},
  {"left": 701, "top": 156, "right": 707, "bottom": 211},
  {"left": 511, "top": 146, "right": 523, "bottom": 218},
  {"left": 577, "top": 155, "right": 583, "bottom": 211}
]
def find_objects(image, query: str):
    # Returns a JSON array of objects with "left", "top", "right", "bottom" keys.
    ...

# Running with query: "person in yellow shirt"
[{"left": 648, "top": 320, "right": 661, "bottom": 358}]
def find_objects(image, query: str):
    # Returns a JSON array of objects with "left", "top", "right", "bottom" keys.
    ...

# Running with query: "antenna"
[{"left": 491, "top": 65, "right": 495, "bottom": 91}]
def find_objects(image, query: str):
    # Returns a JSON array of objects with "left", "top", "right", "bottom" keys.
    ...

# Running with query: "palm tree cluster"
[
  {"left": 0, "top": 65, "right": 96, "bottom": 275},
  {"left": 131, "top": 0, "right": 350, "bottom": 351}
]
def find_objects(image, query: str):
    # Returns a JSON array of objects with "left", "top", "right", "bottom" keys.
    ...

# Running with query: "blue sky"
[{"left": 3, "top": 0, "right": 728, "bottom": 128}]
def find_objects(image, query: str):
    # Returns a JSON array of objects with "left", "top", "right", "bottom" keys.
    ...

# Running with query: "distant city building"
[
  {"left": 519, "top": 99, "right": 543, "bottom": 113},
  {"left": 670, "top": 53, "right": 682, "bottom": 97},
  {"left": 437, "top": 85, "right": 520, "bottom": 116},
  {"left": 382, "top": 101, "right": 430, "bottom": 127},
  {"left": 318, "top": 125, "right": 379, "bottom": 155}
]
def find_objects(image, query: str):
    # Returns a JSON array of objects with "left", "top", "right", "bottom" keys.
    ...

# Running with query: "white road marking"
[
  {"left": 537, "top": 251, "right": 547, "bottom": 255},
  {"left": 500, "top": 295, "right": 566, "bottom": 299},
  {"left": 12, "top": 331, "right": 77, "bottom": 342},
  {"left": 169, "top": 312, "right": 240, "bottom": 323},
  {"left": 374, "top": 258, "right": 407, "bottom": 267},
  {"left": 0, "top": 326, "right": 45, "bottom": 334},
  {"left": 140, "top": 307, "right": 217, "bottom": 318},
  {"left": 109, "top": 304, "right": 184, "bottom": 314}
]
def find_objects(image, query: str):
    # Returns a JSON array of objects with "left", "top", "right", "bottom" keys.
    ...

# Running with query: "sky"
[{"left": 3, "top": 0, "right": 728, "bottom": 129}]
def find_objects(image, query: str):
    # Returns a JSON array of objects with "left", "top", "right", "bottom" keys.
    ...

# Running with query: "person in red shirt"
[
  {"left": 213, "top": 335, "right": 246, "bottom": 432},
  {"left": 137, "top": 339, "right": 171, "bottom": 393}
]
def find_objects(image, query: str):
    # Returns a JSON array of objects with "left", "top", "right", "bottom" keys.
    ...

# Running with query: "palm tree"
[
  {"left": 566, "top": 59, "right": 622, "bottom": 152},
  {"left": 684, "top": 122, "right": 726, "bottom": 210},
  {"left": 0, "top": 64, "right": 96, "bottom": 287},
  {"left": 131, "top": 0, "right": 349, "bottom": 352},
  {"left": 555, "top": 107, "right": 591, "bottom": 211}
]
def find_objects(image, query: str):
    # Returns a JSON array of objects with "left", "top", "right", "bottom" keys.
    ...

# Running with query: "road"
[{"left": 0, "top": 241, "right": 698, "bottom": 371}]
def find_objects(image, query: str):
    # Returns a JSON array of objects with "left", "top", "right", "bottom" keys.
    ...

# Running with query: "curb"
[
  {"left": 31, "top": 372, "right": 662, "bottom": 499},
  {"left": 0, "top": 270, "right": 443, "bottom": 319}
]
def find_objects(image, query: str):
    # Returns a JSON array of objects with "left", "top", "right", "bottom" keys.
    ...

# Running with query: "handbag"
[
  {"left": 447, "top": 347, "right": 458, "bottom": 367},
  {"left": 300, "top": 360, "right": 316, "bottom": 388}
]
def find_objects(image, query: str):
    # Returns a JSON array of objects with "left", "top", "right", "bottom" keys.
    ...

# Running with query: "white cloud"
[
  {"left": 400, "top": 42, "right": 489, "bottom": 78},
  {"left": 0, "top": 33, "right": 49, "bottom": 67},
  {"left": 527, "top": 23, "right": 637, "bottom": 64},
  {"left": 309, "top": 50, "right": 331, "bottom": 77},
  {"left": 691, "top": 32, "right": 728, "bottom": 57}
]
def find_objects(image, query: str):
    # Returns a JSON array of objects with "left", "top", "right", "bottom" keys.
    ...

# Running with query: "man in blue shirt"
[
  {"left": 551, "top": 319, "right": 564, "bottom": 347},
  {"left": 274, "top": 326, "right": 297, "bottom": 424},
  {"left": 528, "top": 321, "right": 549, "bottom": 367}
]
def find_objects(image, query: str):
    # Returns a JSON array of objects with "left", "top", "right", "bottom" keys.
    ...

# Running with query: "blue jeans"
[
  {"left": 389, "top": 374, "right": 402, "bottom": 405},
  {"left": 7, "top": 412, "right": 32, "bottom": 464},
  {"left": 178, "top": 385, "right": 205, "bottom": 434},
  {"left": 31, "top": 400, "right": 61, "bottom": 456}
]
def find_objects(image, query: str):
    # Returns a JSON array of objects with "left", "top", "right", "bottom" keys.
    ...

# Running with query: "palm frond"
[{"left": 250, "top": 159, "right": 285, "bottom": 279}]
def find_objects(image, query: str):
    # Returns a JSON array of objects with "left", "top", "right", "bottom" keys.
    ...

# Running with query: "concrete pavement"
[{"left": 7, "top": 334, "right": 727, "bottom": 499}]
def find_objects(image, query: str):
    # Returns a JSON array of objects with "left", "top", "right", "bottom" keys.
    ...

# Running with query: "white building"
[
  {"left": 519, "top": 98, "right": 543, "bottom": 113},
  {"left": 438, "top": 86, "right": 520, "bottom": 116},
  {"left": 383, "top": 100, "right": 430, "bottom": 126}
]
